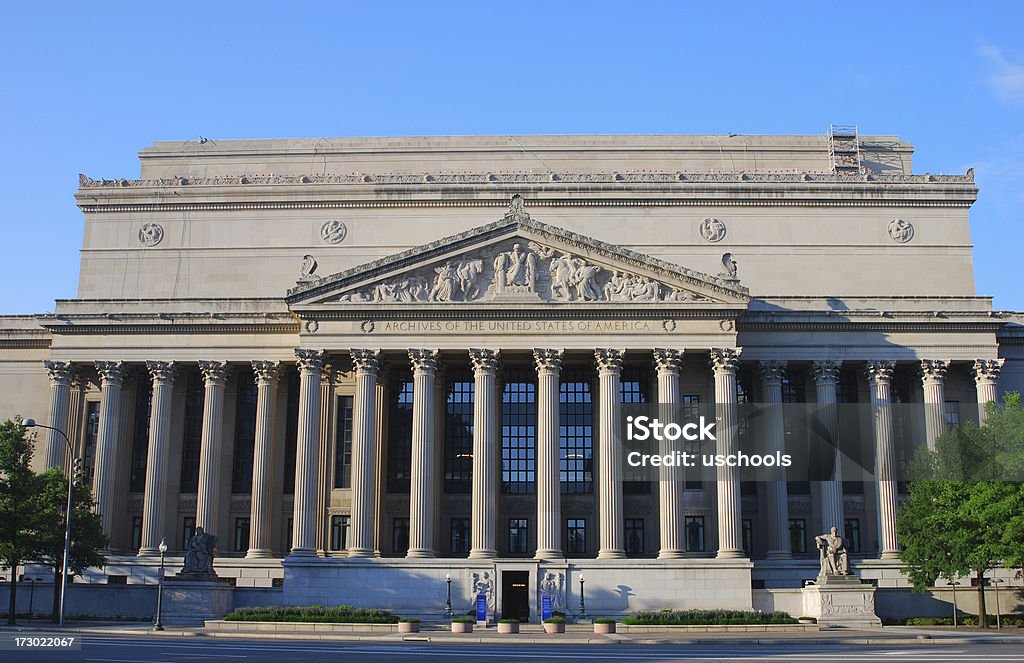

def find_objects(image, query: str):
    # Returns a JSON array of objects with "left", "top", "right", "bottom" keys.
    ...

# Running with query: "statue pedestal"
[
  {"left": 161, "top": 579, "right": 233, "bottom": 626},
  {"left": 801, "top": 575, "right": 881, "bottom": 629}
]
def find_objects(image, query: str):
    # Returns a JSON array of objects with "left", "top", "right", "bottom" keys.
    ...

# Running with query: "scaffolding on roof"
[{"left": 828, "top": 124, "right": 862, "bottom": 174}]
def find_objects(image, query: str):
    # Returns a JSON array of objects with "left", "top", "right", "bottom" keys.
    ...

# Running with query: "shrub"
[
  {"left": 223, "top": 605, "right": 398, "bottom": 624},
  {"left": 452, "top": 617, "right": 475, "bottom": 623},
  {"left": 398, "top": 618, "right": 420, "bottom": 623},
  {"left": 622, "top": 609, "right": 797, "bottom": 626},
  {"left": 498, "top": 618, "right": 519, "bottom": 624},
  {"left": 593, "top": 617, "right": 616, "bottom": 624},
  {"left": 544, "top": 615, "right": 566, "bottom": 624}
]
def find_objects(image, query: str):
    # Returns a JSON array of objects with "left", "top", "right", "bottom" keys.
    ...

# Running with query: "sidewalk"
[{"left": 3, "top": 621, "right": 1024, "bottom": 646}]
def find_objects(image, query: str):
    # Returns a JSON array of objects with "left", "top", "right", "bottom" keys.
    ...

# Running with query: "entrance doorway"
[{"left": 501, "top": 571, "right": 530, "bottom": 622}]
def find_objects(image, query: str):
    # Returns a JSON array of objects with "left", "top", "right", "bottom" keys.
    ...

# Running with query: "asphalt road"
[{"left": 3, "top": 636, "right": 1024, "bottom": 663}]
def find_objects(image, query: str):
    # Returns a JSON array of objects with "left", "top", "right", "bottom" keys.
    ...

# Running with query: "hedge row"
[
  {"left": 622, "top": 609, "right": 797, "bottom": 626},
  {"left": 224, "top": 605, "right": 399, "bottom": 623}
]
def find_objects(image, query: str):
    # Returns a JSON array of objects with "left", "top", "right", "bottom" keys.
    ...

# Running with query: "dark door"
[{"left": 501, "top": 571, "right": 530, "bottom": 622}]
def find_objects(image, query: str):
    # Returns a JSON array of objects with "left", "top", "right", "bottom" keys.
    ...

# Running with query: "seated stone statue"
[
  {"left": 814, "top": 526, "right": 850, "bottom": 576},
  {"left": 180, "top": 527, "right": 218, "bottom": 578}
]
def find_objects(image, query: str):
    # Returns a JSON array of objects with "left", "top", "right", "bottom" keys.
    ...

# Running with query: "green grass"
[
  {"left": 622, "top": 609, "right": 797, "bottom": 626},
  {"left": 224, "top": 605, "right": 398, "bottom": 624}
]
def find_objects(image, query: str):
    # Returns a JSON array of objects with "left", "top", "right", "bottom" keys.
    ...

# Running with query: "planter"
[
  {"left": 594, "top": 622, "right": 616, "bottom": 634},
  {"left": 451, "top": 621, "right": 474, "bottom": 633},
  {"left": 497, "top": 621, "right": 519, "bottom": 634},
  {"left": 398, "top": 621, "right": 420, "bottom": 633},
  {"left": 543, "top": 622, "right": 565, "bottom": 634}
]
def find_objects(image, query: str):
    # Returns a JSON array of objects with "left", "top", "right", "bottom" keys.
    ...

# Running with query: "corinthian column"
[
  {"left": 711, "top": 348, "right": 743, "bottom": 558},
  {"left": 596, "top": 348, "right": 626, "bottom": 559},
  {"left": 534, "top": 348, "right": 563, "bottom": 559},
  {"left": 43, "top": 360, "right": 74, "bottom": 470},
  {"left": 406, "top": 349, "right": 439, "bottom": 558},
  {"left": 469, "top": 348, "right": 499, "bottom": 559},
  {"left": 812, "top": 360, "right": 844, "bottom": 536},
  {"left": 654, "top": 349, "right": 685, "bottom": 558},
  {"left": 973, "top": 359, "right": 1004, "bottom": 424},
  {"left": 93, "top": 361, "right": 125, "bottom": 545},
  {"left": 289, "top": 349, "right": 325, "bottom": 557},
  {"left": 921, "top": 360, "right": 950, "bottom": 451},
  {"left": 248, "top": 361, "right": 281, "bottom": 558},
  {"left": 348, "top": 349, "right": 380, "bottom": 558},
  {"left": 195, "top": 361, "right": 228, "bottom": 537},
  {"left": 866, "top": 360, "right": 899, "bottom": 559},
  {"left": 760, "top": 360, "right": 790, "bottom": 559},
  {"left": 139, "top": 361, "right": 176, "bottom": 556}
]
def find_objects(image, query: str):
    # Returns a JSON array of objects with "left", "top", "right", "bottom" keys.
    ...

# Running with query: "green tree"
[
  {"left": 897, "top": 393, "right": 1024, "bottom": 627},
  {"left": 0, "top": 419, "right": 44, "bottom": 625},
  {"left": 35, "top": 467, "right": 107, "bottom": 623}
]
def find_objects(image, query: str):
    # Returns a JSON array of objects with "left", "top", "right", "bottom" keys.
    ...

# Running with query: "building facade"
[{"left": 2, "top": 135, "right": 1022, "bottom": 619}]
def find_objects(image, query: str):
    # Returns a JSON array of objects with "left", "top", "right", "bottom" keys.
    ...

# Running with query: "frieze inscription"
[{"left": 373, "top": 319, "right": 662, "bottom": 334}]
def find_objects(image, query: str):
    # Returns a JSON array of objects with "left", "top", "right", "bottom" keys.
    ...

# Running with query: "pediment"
[{"left": 286, "top": 201, "right": 750, "bottom": 309}]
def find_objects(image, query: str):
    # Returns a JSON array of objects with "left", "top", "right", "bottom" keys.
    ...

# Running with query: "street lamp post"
[
  {"left": 154, "top": 538, "right": 168, "bottom": 631},
  {"left": 577, "top": 573, "right": 587, "bottom": 621},
  {"left": 950, "top": 579, "right": 961, "bottom": 629},
  {"left": 993, "top": 578, "right": 1004, "bottom": 630},
  {"left": 27, "top": 578, "right": 38, "bottom": 619},
  {"left": 444, "top": 573, "right": 453, "bottom": 618},
  {"left": 23, "top": 419, "right": 74, "bottom": 628}
]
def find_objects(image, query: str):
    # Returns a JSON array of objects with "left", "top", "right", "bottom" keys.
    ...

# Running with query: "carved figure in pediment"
[
  {"left": 454, "top": 259, "right": 484, "bottom": 299},
  {"left": 573, "top": 259, "right": 602, "bottom": 301},
  {"left": 604, "top": 271, "right": 628, "bottom": 300},
  {"left": 628, "top": 275, "right": 661, "bottom": 301},
  {"left": 720, "top": 252, "right": 738, "bottom": 279},
  {"left": 297, "top": 255, "right": 322, "bottom": 285},
  {"left": 549, "top": 252, "right": 575, "bottom": 300},
  {"left": 429, "top": 262, "right": 457, "bottom": 302},
  {"left": 493, "top": 243, "right": 537, "bottom": 292}
]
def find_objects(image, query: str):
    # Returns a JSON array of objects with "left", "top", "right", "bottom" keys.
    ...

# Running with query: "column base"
[
  {"left": 657, "top": 549, "right": 687, "bottom": 559},
  {"left": 287, "top": 548, "right": 316, "bottom": 558},
  {"left": 534, "top": 549, "right": 563, "bottom": 560},
  {"left": 880, "top": 551, "right": 901, "bottom": 560},
  {"left": 347, "top": 548, "right": 375, "bottom": 558},
  {"left": 246, "top": 548, "right": 273, "bottom": 559},
  {"left": 406, "top": 549, "right": 436, "bottom": 558},
  {"left": 597, "top": 549, "right": 626, "bottom": 559},
  {"left": 765, "top": 550, "right": 792, "bottom": 559},
  {"left": 468, "top": 549, "right": 498, "bottom": 559},
  {"left": 137, "top": 548, "right": 160, "bottom": 557},
  {"left": 716, "top": 549, "right": 746, "bottom": 559}
]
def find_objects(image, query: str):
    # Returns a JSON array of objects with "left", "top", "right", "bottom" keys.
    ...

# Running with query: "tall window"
[
  {"left": 180, "top": 371, "right": 204, "bottom": 492},
  {"left": 502, "top": 375, "right": 536, "bottom": 494},
  {"left": 333, "top": 395, "right": 354, "bottom": 488},
  {"left": 234, "top": 517, "right": 250, "bottom": 552},
  {"left": 392, "top": 517, "right": 410, "bottom": 554},
  {"left": 838, "top": 369, "right": 865, "bottom": 495},
  {"left": 450, "top": 518, "right": 470, "bottom": 555},
  {"left": 891, "top": 367, "right": 915, "bottom": 495},
  {"left": 685, "top": 515, "right": 705, "bottom": 552},
  {"left": 789, "top": 519, "right": 807, "bottom": 554},
  {"left": 508, "top": 518, "right": 529, "bottom": 555},
  {"left": 682, "top": 396, "right": 703, "bottom": 489},
  {"left": 560, "top": 370, "right": 592, "bottom": 494},
  {"left": 566, "top": 518, "right": 587, "bottom": 555},
  {"left": 128, "top": 378, "right": 153, "bottom": 493},
  {"left": 444, "top": 377, "right": 474, "bottom": 493},
  {"left": 231, "top": 374, "right": 258, "bottom": 494},
  {"left": 621, "top": 369, "right": 650, "bottom": 494},
  {"left": 131, "top": 516, "right": 143, "bottom": 550},
  {"left": 386, "top": 376, "right": 414, "bottom": 493},
  {"left": 181, "top": 517, "right": 196, "bottom": 551},
  {"left": 742, "top": 519, "right": 753, "bottom": 557},
  {"left": 944, "top": 401, "right": 960, "bottom": 428},
  {"left": 625, "top": 518, "right": 645, "bottom": 555},
  {"left": 330, "top": 515, "right": 350, "bottom": 551},
  {"left": 83, "top": 401, "right": 100, "bottom": 484},
  {"left": 783, "top": 372, "right": 810, "bottom": 496},
  {"left": 844, "top": 518, "right": 861, "bottom": 554},
  {"left": 283, "top": 370, "right": 299, "bottom": 493}
]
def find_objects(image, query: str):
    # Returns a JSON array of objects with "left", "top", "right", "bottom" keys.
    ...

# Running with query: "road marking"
[{"left": 160, "top": 654, "right": 247, "bottom": 658}]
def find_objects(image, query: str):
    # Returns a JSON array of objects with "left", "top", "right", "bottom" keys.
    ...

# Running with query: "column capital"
[
  {"left": 294, "top": 348, "right": 327, "bottom": 373},
  {"left": 710, "top": 347, "right": 742, "bottom": 375},
  {"left": 43, "top": 360, "right": 74, "bottom": 386},
  {"left": 145, "top": 360, "right": 177, "bottom": 385},
  {"left": 469, "top": 348, "right": 500, "bottom": 374},
  {"left": 652, "top": 348, "right": 683, "bottom": 375},
  {"left": 865, "top": 360, "right": 896, "bottom": 385},
  {"left": 972, "top": 358, "right": 1004, "bottom": 384},
  {"left": 594, "top": 348, "right": 625, "bottom": 373},
  {"left": 920, "top": 359, "right": 950, "bottom": 383},
  {"left": 408, "top": 348, "right": 439, "bottom": 375},
  {"left": 251, "top": 360, "right": 282, "bottom": 385},
  {"left": 533, "top": 348, "right": 563, "bottom": 374},
  {"left": 94, "top": 361, "right": 126, "bottom": 387},
  {"left": 349, "top": 348, "right": 381, "bottom": 375},
  {"left": 198, "top": 360, "right": 228, "bottom": 386},
  {"left": 812, "top": 360, "right": 841, "bottom": 385},
  {"left": 758, "top": 360, "right": 787, "bottom": 385}
]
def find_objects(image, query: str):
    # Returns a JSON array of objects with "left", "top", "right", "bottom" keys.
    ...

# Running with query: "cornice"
[{"left": 304, "top": 307, "right": 747, "bottom": 322}]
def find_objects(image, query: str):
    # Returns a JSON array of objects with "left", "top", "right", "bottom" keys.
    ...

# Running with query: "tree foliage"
[
  {"left": 0, "top": 419, "right": 44, "bottom": 624},
  {"left": 897, "top": 393, "right": 1024, "bottom": 626}
]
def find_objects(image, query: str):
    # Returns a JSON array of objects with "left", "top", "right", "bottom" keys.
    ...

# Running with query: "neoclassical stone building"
[{"left": 2, "top": 135, "right": 1021, "bottom": 619}]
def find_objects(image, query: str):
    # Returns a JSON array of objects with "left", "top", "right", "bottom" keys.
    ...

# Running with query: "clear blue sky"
[{"left": 2, "top": 2, "right": 1021, "bottom": 313}]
